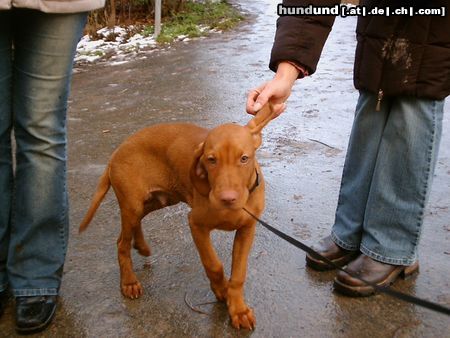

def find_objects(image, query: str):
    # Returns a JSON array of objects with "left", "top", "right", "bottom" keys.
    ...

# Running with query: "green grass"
[{"left": 149, "top": 1, "right": 244, "bottom": 44}]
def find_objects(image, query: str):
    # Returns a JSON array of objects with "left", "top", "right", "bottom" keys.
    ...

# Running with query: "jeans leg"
[
  {"left": 0, "top": 12, "right": 13, "bottom": 293},
  {"left": 331, "top": 91, "right": 390, "bottom": 250},
  {"left": 360, "top": 97, "right": 444, "bottom": 265},
  {"left": 8, "top": 9, "right": 87, "bottom": 297}
]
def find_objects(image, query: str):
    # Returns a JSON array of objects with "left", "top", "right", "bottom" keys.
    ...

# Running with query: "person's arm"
[
  {"left": 270, "top": 0, "right": 338, "bottom": 75},
  {"left": 247, "top": 0, "right": 339, "bottom": 115}
]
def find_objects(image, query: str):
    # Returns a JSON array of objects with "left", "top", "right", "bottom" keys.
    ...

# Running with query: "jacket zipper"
[
  {"left": 375, "top": 89, "right": 384, "bottom": 111},
  {"left": 373, "top": 16, "right": 401, "bottom": 112}
]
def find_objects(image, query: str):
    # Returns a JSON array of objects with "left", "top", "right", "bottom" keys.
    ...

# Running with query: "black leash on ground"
[{"left": 243, "top": 208, "right": 450, "bottom": 316}]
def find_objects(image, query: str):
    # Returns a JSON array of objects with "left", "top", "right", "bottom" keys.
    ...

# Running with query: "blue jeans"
[
  {"left": 331, "top": 91, "right": 444, "bottom": 266},
  {"left": 0, "top": 9, "right": 87, "bottom": 296}
]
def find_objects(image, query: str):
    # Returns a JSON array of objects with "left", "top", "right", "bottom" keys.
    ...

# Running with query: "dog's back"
[
  {"left": 110, "top": 123, "right": 208, "bottom": 200},
  {"left": 79, "top": 123, "right": 208, "bottom": 232}
]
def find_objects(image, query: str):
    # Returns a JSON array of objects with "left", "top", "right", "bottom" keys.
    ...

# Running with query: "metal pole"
[{"left": 154, "top": 0, "right": 161, "bottom": 38}]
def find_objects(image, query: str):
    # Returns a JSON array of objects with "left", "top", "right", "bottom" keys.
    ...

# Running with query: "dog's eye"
[
  {"left": 207, "top": 156, "right": 217, "bottom": 165},
  {"left": 240, "top": 155, "right": 249, "bottom": 163}
]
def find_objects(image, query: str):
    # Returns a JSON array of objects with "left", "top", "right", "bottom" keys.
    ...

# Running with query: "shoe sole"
[
  {"left": 15, "top": 303, "right": 57, "bottom": 335},
  {"left": 306, "top": 251, "right": 359, "bottom": 271},
  {"left": 333, "top": 262, "right": 420, "bottom": 297}
]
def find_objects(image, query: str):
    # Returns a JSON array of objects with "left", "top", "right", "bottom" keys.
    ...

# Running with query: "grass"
[{"left": 146, "top": 1, "right": 244, "bottom": 44}]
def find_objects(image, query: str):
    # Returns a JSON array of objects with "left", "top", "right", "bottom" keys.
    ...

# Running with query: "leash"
[{"left": 243, "top": 208, "right": 450, "bottom": 316}]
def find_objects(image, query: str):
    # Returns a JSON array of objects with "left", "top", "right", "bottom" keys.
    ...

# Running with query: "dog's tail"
[{"left": 79, "top": 166, "right": 111, "bottom": 233}]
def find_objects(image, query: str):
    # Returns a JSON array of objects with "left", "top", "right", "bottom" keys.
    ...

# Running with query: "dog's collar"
[{"left": 249, "top": 169, "right": 260, "bottom": 194}]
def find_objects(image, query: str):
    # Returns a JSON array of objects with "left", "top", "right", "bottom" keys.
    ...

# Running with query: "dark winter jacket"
[{"left": 270, "top": 0, "right": 450, "bottom": 100}]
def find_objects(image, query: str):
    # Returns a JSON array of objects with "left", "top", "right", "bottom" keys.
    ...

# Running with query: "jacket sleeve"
[{"left": 270, "top": 0, "right": 340, "bottom": 75}]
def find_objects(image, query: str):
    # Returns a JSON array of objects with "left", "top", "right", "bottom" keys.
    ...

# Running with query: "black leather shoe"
[
  {"left": 306, "top": 235, "right": 359, "bottom": 271},
  {"left": 333, "top": 254, "right": 419, "bottom": 297},
  {"left": 15, "top": 295, "right": 57, "bottom": 334},
  {"left": 0, "top": 289, "right": 8, "bottom": 318}
]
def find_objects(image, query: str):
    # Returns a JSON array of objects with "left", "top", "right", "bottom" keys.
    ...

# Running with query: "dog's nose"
[{"left": 219, "top": 190, "right": 239, "bottom": 205}]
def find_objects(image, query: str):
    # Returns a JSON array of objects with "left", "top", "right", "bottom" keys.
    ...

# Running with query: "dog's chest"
[{"left": 191, "top": 208, "right": 248, "bottom": 231}]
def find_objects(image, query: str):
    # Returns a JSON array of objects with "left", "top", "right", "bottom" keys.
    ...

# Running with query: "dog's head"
[{"left": 190, "top": 103, "right": 275, "bottom": 209}]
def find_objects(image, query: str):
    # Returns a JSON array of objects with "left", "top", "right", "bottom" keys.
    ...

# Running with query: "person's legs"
[
  {"left": 331, "top": 91, "right": 390, "bottom": 250},
  {"left": 0, "top": 11, "right": 13, "bottom": 296},
  {"left": 360, "top": 97, "right": 444, "bottom": 265},
  {"left": 334, "top": 96, "right": 443, "bottom": 296},
  {"left": 307, "top": 91, "right": 392, "bottom": 270},
  {"left": 8, "top": 9, "right": 87, "bottom": 297}
]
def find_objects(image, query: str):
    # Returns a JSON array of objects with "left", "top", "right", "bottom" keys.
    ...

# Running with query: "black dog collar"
[{"left": 249, "top": 169, "right": 260, "bottom": 194}]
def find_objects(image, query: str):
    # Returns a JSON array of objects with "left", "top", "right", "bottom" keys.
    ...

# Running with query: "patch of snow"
[{"left": 75, "top": 24, "right": 221, "bottom": 65}]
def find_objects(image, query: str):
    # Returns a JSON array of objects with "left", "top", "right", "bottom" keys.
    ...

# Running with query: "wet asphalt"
[{"left": 0, "top": 0, "right": 449, "bottom": 337}]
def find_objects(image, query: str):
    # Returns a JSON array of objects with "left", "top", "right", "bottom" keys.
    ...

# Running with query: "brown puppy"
[{"left": 79, "top": 104, "right": 275, "bottom": 330}]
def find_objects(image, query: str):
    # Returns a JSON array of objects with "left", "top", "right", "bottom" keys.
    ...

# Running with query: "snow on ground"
[{"left": 75, "top": 25, "right": 217, "bottom": 65}]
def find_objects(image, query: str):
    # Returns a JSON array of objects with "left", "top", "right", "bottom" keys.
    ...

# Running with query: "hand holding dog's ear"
[
  {"left": 246, "top": 84, "right": 286, "bottom": 117},
  {"left": 246, "top": 61, "right": 300, "bottom": 117}
]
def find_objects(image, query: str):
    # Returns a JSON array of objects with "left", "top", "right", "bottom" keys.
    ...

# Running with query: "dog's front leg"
[
  {"left": 189, "top": 220, "right": 228, "bottom": 302},
  {"left": 227, "top": 223, "right": 256, "bottom": 330}
]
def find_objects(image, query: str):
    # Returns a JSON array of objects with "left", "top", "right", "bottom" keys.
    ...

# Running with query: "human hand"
[{"left": 246, "top": 62, "right": 300, "bottom": 118}]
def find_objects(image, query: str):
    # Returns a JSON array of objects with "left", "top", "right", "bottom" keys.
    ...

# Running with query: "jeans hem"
[
  {"left": 360, "top": 243, "right": 417, "bottom": 266},
  {"left": 13, "top": 288, "right": 58, "bottom": 297},
  {"left": 331, "top": 231, "right": 359, "bottom": 251}
]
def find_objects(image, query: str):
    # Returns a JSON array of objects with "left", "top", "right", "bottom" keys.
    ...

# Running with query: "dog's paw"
[
  {"left": 211, "top": 283, "right": 228, "bottom": 302},
  {"left": 121, "top": 281, "right": 143, "bottom": 299},
  {"left": 230, "top": 307, "right": 256, "bottom": 330}
]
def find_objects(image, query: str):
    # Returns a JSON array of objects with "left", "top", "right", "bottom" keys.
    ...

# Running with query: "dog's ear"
[
  {"left": 189, "top": 142, "right": 210, "bottom": 196},
  {"left": 246, "top": 102, "right": 276, "bottom": 149}
]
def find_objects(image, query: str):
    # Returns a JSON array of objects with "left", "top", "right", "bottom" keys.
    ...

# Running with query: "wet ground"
[{"left": 1, "top": 0, "right": 449, "bottom": 337}]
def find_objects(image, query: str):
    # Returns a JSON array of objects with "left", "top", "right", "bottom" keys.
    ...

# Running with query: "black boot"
[
  {"left": 15, "top": 295, "right": 57, "bottom": 334},
  {"left": 0, "top": 289, "right": 8, "bottom": 318}
]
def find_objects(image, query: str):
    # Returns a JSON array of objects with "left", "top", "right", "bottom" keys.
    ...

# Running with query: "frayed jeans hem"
[
  {"left": 13, "top": 288, "right": 58, "bottom": 297},
  {"left": 360, "top": 243, "right": 417, "bottom": 266},
  {"left": 331, "top": 231, "right": 359, "bottom": 251}
]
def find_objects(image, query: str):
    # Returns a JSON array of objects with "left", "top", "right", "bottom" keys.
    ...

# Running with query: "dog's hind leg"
[
  {"left": 131, "top": 190, "right": 171, "bottom": 257},
  {"left": 117, "top": 207, "right": 144, "bottom": 299},
  {"left": 133, "top": 225, "right": 151, "bottom": 257},
  {"left": 132, "top": 190, "right": 180, "bottom": 257}
]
